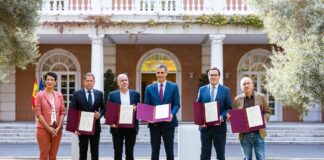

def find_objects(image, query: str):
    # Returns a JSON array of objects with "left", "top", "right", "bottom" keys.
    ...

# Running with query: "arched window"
[
  {"left": 141, "top": 53, "right": 177, "bottom": 73},
  {"left": 238, "top": 49, "right": 280, "bottom": 121},
  {"left": 140, "top": 53, "right": 177, "bottom": 97},
  {"left": 37, "top": 49, "right": 81, "bottom": 108}
]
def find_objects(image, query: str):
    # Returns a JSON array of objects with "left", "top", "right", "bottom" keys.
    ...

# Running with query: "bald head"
[
  {"left": 117, "top": 74, "right": 128, "bottom": 81},
  {"left": 240, "top": 77, "right": 254, "bottom": 96},
  {"left": 117, "top": 74, "right": 129, "bottom": 93}
]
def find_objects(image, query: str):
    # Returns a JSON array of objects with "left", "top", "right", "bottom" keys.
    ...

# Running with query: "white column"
[
  {"left": 178, "top": 124, "right": 201, "bottom": 160},
  {"left": 89, "top": 34, "right": 105, "bottom": 92},
  {"left": 71, "top": 34, "right": 105, "bottom": 160},
  {"left": 209, "top": 34, "right": 226, "bottom": 84}
]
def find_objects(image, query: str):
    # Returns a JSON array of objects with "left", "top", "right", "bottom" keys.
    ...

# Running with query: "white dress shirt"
[{"left": 120, "top": 90, "right": 130, "bottom": 105}]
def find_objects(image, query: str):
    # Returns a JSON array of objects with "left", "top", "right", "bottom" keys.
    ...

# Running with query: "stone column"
[
  {"left": 89, "top": 34, "right": 105, "bottom": 91},
  {"left": 209, "top": 34, "right": 226, "bottom": 84}
]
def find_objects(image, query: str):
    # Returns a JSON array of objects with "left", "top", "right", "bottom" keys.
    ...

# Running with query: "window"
[
  {"left": 238, "top": 49, "right": 280, "bottom": 121},
  {"left": 141, "top": 53, "right": 177, "bottom": 73},
  {"left": 39, "top": 50, "right": 80, "bottom": 108}
]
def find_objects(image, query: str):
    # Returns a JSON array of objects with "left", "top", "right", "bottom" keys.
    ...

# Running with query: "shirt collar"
[
  {"left": 84, "top": 89, "right": 94, "bottom": 93},
  {"left": 244, "top": 92, "right": 254, "bottom": 99},
  {"left": 120, "top": 90, "right": 129, "bottom": 95},
  {"left": 209, "top": 83, "right": 219, "bottom": 89},
  {"left": 158, "top": 81, "right": 167, "bottom": 87}
]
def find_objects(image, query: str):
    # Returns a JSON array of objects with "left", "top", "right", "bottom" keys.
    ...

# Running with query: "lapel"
[
  {"left": 92, "top": 89, "right": 99, "bottom": 106},
  {"left": 203, "top": 85, "right": 211, "bottom": 102},
  {"left": 43, "top": 91, "right": 52, "bottom": 107},
  {"left": 43, "top": 91, "right": 60, "bottom": 109},
  {"left": 53, "top": 91, "right": 60, "bottom": 108},
  {"left": 81, "top": 89, "right": 88, "bottom": 107},
  {"left": 129, "top": 90, "right": 135, "bottom": 104},
  {"left": 153, "top": 82, "right": 160, "bottom": 102},
  {"left": 162, "top": 81, "right": 171, "bottom": 103},
  {"left": 215, "top": 85, "right": 221, "bottom": 102},
  {"left": 116, "top": 91, "right": 121, "bottom": 104},
  {"left": 236, "top": 94, "right": 245, "bottom": 109},
  {"left": 253, "top": 92, "right": 261, "bottom": 106}
]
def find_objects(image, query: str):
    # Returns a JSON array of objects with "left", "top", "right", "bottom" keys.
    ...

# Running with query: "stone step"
[{"left": 0, "top": 122, "right": 323, "bottom": 144}]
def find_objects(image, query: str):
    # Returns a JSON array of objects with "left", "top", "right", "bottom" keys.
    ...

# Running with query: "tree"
[
  {"left": 0, "top": 0, "right": 41, "bottom": 82},
  {"left": 199, "top": 70, "right": 209, "bottom": 88},
  {"left": 104, "top": 69, "right": 118, "bottom": 101},
  {"left": 249, "top": 0, "right": 324, "bottom": 114}
]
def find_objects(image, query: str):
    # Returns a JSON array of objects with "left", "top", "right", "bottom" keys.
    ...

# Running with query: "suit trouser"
[
  {"left": 112, "top": 128, "right": 137, "bottom": 160},
  {"left": 78, "top": 131, "right": 100, "bottom": 160},
  {"left": 200, "top": 128, "right": 226, "bottom": 160},
  {"left": 36, "top": 127, "right": 62, "bottom": 160},
  {"left": 150, "top": 126, "right": 175, "bottom": 160}
]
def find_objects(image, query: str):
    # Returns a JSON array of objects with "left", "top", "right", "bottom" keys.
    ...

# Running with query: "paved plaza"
[{"left": 0, "top": 143, "right": 323, "bottom": 159}]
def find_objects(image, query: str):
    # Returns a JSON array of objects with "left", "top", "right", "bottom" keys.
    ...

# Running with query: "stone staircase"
[{"left": 0, "top": 122, "right": 323, "bottom": 144}]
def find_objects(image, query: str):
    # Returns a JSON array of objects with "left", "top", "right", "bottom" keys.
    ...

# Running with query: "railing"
[{"left": 41, "top": 0, "right": 254, "bottom": 15}]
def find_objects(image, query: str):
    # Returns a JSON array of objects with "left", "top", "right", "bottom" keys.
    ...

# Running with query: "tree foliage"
[
  {"left": 0, "top": 0, "right": 41, "bottom": 82},
  {"left": 104, "top": 69, "right": 118, "bottom": 101},
  {"left": 249, "top": 0, "right": 324, "bottom": 114}
]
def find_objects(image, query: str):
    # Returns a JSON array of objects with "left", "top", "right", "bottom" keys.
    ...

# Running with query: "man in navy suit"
[
  {"left": 107, "top": 74, "right": 140, "bottom": 160},
  {"left": 144, "top": 64, "right": 180, "bottom": 160},
  {"left": 71, "top": 72, "right": 106, "bottom": 160},
  {"left": 196, "top": 67, "right": 232, "bottom": 160}
]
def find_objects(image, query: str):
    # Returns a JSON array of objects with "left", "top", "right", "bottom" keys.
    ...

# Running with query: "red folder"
[
  {"left": 193, "top": 102, "right": 221, "bottom": 126},
  {"left": 136, "top": 103, "right": 172, "bottom": 122},
  {"left": 229, "top": 105, "right": 265, "bottom": 133},
  {"left": 105, "top": 101, "right": 134, "bottom": 128},
  {"left": 66, "top": 107, "right": 96, "bottom": 135}
]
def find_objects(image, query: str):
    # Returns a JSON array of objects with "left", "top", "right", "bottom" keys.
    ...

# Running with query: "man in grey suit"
[
  {"left": 107, "top": 74, "right": 140, "bottom": 160},
  {"left": 144, "top": 64, "right": 180, "bottom": 160},
  {"left": 196, "top": 67, "right": 232, "bottom": 160},
  {"left": 71, "top": 72, "right": 105, "bottom": 160}
]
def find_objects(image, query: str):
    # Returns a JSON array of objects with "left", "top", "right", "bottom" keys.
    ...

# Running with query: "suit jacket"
[
  {"left": 35, "top": 90, "right": 65, "bottom": 129},
  {"left": 144, "top": 81, "right": 180, "bottom": 128},
  {"left": 107, "top": 89, "right": 141, "bottom": 134},
  {"left": 196, "top": 84, "right": 232, "bottom": 132},
  {"left": 70, "top": 89, "right": 106, "bottom": 133},
  {"left": 233, "top": 91, "right": 271, "bottom": 140}
]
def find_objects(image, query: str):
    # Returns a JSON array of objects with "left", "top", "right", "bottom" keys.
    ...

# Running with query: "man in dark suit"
[
  {"left": 107, "top": 74, "right": 140, "bottom": 160},
  {"left": 196, "top": 67, "right": 232, "bottom": 160},
  {"left": 144, "top": 64, "right": 180, "bottom": 160},
  {"left": 71, "top": 72, "right": 105, "bottom": 160}
]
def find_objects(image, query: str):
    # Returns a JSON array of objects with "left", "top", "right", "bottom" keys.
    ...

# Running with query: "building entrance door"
[{"left": 141, "top": 73, "right": 176, "bottom": 102}]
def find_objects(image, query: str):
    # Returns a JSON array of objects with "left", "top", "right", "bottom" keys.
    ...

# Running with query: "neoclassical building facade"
[{"left": 0, "top": 0, "right": 322, "bottom": 122}]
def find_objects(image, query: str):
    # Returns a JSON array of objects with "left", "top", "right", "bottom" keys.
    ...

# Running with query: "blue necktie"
[
  {"left": 87, "top": 90, "right": 93, "bottom": 109},
  {"left": 210, "top": 86, "right": 215, "bottom": 102}
]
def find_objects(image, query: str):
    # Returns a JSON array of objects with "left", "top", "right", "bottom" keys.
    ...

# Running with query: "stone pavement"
[{"left": 0, "top": 144, "right": 323, "bottom": 160}]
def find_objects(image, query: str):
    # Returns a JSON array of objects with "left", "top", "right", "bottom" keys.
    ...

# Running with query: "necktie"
[
  {"left": 87, "top": 90, "right": 93, "bottom": 109},
  {"left": 210, "top": 86, "right": 215, "bottom": 102},
  {"left": 159, "top": 84, "right": 163, "bottom": 102}
]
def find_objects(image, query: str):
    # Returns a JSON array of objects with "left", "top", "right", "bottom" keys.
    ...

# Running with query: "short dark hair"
[
  {"left": 83, "top": 72, "right": 95, "bottom": 80},
  {"left": 156, "top": 64, "right": 168, "bottom": 72},
  {"left": 44, "top": 72, "right": 57, "bottom": 81},
  {"left": 208, "top": 67, "right": 221, "bottom": 76}
]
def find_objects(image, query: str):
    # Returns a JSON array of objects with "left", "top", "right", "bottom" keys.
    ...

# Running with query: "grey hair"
[
  {"left": 156, "top": 64, "right": 168, "bottom": 72},
  {"left": 240, "top": 77, "right": 253, "bottom": 86},
  {"left": 83, "top": 72, "right": 95, "bottom": 80}
]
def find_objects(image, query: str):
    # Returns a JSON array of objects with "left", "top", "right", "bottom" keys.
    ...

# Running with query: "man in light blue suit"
[
  {"left": 144, "top": 64, "right": 180, "bottom": 160},
  {"left": 107, "top": 74, "right": 140, "bottom": 160},
  {"left": 196, "top": 67, "right": 232, "bottom": 160}
]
